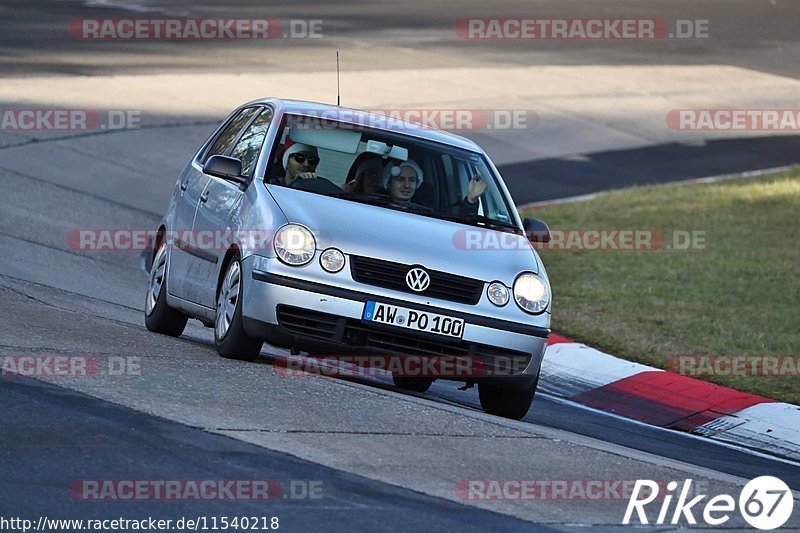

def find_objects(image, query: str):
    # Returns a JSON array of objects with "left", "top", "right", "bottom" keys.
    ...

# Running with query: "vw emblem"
[{"left": 406, "top": 267, "right": 430, "bottom": 292}]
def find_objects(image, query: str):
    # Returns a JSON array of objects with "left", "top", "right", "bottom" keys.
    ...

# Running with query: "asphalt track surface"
[
  {"left": 1, "top": 377, "right": 539, "bottom": 532},
  {"left": 2, "top": 0, "right": 800, "bottom": 79},
  {"left": 2, "top": 1, "right": 800, "bottom": 531},
  {"left": 500, "top": 135, "right": 800, "bottom": 204}
]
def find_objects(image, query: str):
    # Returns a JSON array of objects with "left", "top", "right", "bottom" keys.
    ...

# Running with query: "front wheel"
[
  {"left": 144, "top": 242, "right": 188, "bottom": 337},
  {"left": 214, "top": 256, "right": 263, "bottom": 361},
  {"left": 478, "top": 377, "right": 538, "bottom": 420}
]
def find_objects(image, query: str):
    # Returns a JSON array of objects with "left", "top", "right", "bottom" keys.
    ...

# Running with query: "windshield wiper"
[{"left": 436, "top": 213, "right": 522, "bottom": 234}]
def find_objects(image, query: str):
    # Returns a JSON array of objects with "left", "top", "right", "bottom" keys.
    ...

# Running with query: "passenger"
[
  {"left": 276, "top": 143, "right": 320, "bottom": 186},
  {"left": 382, "top": 160, "right": 487, "bottom": 214},
  {"left": 345, "top": 155, "right": 384, "bottom": 194},
  {"left": 461, "top": 174, "right": 488, "bottom": 214},
  {"left": 383, "top": 160, "right": 424, "bottom": 201}
]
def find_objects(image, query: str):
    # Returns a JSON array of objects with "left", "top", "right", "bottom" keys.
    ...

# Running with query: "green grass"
[{"left": 521, "top": 169, "right": 800, "bottom": 404}]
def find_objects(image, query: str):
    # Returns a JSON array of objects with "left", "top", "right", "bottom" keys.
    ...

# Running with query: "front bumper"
[{"left": 241, "top": 256, "right": 549, "bottom": 387}]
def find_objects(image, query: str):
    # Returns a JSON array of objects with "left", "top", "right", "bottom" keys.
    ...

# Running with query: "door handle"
[
  {"left": 200, "top": 192, "right": 209, "bottom": 203},
  {"left": 180, "top": 181, "right": 188, "bottom": 191}
]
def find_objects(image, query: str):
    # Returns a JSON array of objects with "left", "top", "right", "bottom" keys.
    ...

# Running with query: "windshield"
[{"left": 264, "top": 113, "right": 519, "bottom": 231}]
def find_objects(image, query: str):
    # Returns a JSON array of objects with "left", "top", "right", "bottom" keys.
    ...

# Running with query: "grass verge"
[{"left": 521, "top": 169, "right": 800, "bottom": 404}]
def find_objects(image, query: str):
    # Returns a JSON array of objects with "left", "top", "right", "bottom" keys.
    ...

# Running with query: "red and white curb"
[{"left": 541, "top": 334, "right": 800, "bottom": 461}]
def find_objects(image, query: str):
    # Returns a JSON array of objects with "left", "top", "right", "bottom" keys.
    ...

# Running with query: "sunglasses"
[{"left": 291, "top": 153, "right": 320, "bottom": 165}]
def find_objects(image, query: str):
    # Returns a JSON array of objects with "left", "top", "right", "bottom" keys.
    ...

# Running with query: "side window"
[
  {"left": 201, "top": 107, "right": 259, "bottom": 164},
  {"left": 442, "top": 154, "right": 471, "bottom": 210},
  {"left": 230, "top": 108, "right": 273, "bottom": 177},
  {"left": 440, "top": 154, "right": 460, "bottom": 207}
]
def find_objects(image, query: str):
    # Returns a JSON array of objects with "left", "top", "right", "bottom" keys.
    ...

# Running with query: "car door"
[
  {"left": 191, "top": 106, "right": 274, "bottom": 308},
  {"left": 168, "top": 106, "right": 260, "bottom": 303},
  {"left": 167, "top": 163, "right": 207, "bottom": 300}
]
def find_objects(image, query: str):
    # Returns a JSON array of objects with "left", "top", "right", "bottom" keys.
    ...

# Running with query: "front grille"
[
  {"left": 350, "top": 255, "right": 483, "bottom": 305},
  {"left": 275, "top": 305, "right": 341, "bottom": 338},
  {"left": 276, "top": 305, "right": 531, "bottom": 375}
]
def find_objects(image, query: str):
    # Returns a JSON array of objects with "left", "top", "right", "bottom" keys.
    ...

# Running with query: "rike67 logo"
[{"left": 624, "top": 477, "right": 794, "bottom": 530}]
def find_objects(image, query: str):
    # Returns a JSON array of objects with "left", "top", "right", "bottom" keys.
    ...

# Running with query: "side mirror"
[
  {"left": 203, "top": 155, "right": 247, "bottom": 186},
  {"left": 523, "top": 217, "right": 551, "bottom": 244}
]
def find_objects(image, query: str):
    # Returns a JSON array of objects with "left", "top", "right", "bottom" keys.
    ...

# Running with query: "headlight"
[
  {"left": 274, "top": 224, "right": 316, "bottom": 266},
  {"left": 513, "top": 273, "right": 550, "bottom": 314},
  {"left": 487, "top": 281, "right": 509, "bottom": 306},
  {"left": 319, "top": 248, "right": 345, "bottom": 273}
]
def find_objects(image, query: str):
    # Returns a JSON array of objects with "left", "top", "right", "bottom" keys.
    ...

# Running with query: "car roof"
[{"left": 243, "top": 97, "right": 485, "bottom": 153}]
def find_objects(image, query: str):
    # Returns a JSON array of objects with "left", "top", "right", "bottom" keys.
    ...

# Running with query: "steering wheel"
[
  {"left": 289, "top": 177, "right": 343, "bottom": 195},
  {"left": 394, "top": 199, "right": 435, "bottom": 213}
]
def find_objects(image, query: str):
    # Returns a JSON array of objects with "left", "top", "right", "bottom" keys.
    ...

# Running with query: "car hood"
[{"left": 268, "top": 187, "right": 539, "bottom": 283}]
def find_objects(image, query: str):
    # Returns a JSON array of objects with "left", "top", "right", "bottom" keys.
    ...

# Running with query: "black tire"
[
  {"left": 214, "top": 254, "right": 263, "bottom": 361},
  {"left": 392, "top": 374, "right": 434, "bottom": 393},
  {"left": 144, "top": 242, "right": 188, "bottom": 337},
  {"left": 478, "top": 376, "right": 538, "bottom": 420}
]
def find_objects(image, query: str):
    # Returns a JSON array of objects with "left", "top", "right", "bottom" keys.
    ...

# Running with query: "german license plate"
[{"left": 362, "top": 301, "right": 464, "bottom": 339}]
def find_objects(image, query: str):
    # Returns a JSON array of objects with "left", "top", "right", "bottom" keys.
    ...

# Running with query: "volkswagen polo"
[{"left": 144, "top": 98, "right": 552, "bottom": 419}]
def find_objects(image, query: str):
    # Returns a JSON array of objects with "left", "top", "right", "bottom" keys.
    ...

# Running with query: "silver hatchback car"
[{"left": 145, "top": 98, "right": 552, "bottom": 419}]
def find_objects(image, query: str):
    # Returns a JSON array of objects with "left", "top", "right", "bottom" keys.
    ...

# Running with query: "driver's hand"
[
  {"left": 467, "top": 176, "right": 488, "bottom": 203},
  {"left": 295, "top": 172, "right": 317, "bottom": 180}
]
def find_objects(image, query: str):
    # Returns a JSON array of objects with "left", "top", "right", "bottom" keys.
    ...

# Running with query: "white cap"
[
  {"left": 282, "top": 143, "right": 318, "bottom": 169},
  {"left": 354, "top": 158, "right": 383, "bottom": 180},
  {"left": 382, "top": 159, "right": 424, "bottom": 188}
]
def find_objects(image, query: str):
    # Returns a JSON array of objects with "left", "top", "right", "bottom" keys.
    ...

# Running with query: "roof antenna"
[{"left": 336, "top": 51, "right": 341, "bottom": 106}]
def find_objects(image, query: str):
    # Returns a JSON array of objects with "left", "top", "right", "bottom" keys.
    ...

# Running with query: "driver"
[{"left": 277, "top": 143, "right": 320, "bottom": 186}]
